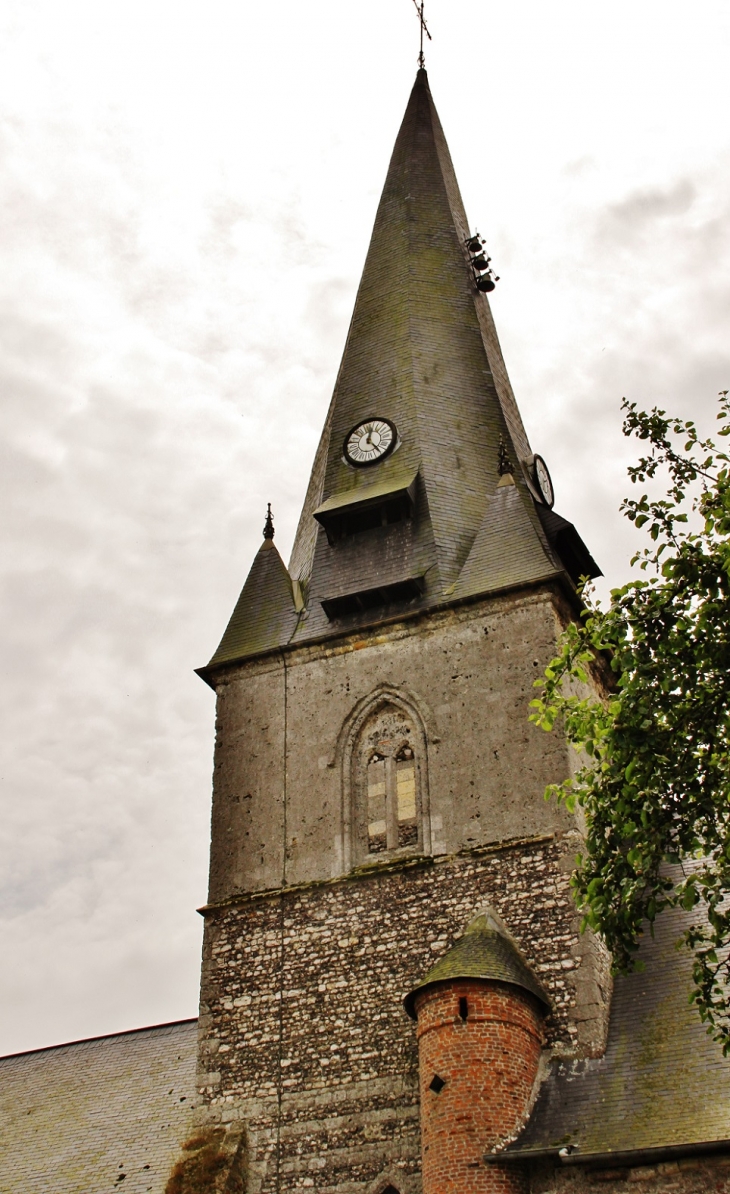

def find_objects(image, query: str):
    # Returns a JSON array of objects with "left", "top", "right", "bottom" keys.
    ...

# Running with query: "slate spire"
[
  {"left": 204, "top": 70, "right": 598, "bottom": 671},
  {"left": 286, "top": 69, "right": 590, "bottom": 639}
]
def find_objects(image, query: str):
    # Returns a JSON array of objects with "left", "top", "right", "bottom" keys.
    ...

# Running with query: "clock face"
[
  {"left": 343, "top": 417, "right": 397, "bottom": 467},
  {"left": 533, "top": 455, "right": 555, "bottom": 508}
]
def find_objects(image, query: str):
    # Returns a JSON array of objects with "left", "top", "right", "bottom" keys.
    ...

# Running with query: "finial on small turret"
[
  {"left": 497, "top": 437, "right": 513, "bottom": 477},
  {"left": 263, "top": 503, "right": 275, "bottom": 540}
]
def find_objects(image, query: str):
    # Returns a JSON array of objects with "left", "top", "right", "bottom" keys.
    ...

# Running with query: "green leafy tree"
[{"left": 531, "top": 391, "right": 730, "bottom": 1050}]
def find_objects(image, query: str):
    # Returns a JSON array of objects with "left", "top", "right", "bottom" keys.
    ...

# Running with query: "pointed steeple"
[
  {"left": 286, "top": 68, "right": 590, "bottom": 645},
  {"left": 203, "top": 70, "right": 598, "bottom": 671}
]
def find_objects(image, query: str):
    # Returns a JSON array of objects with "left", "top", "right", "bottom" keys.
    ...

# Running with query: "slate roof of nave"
[
  {"left": 0, "top": 1019, "right": 197, "bottom": 1194},
  {"left": 503, "top": 894, "right": 730, "bottom": 1160}
]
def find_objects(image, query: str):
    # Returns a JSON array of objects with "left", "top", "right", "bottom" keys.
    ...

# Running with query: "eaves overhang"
[
  {"left": 485, "top": 1139, "right": 730, "bottom": 1169},
  {"left": 195, "top": 571, "right": 581, "bottom": 689},
  {"left": 313, "top": 467, "right": 418, "bottom": 519}
]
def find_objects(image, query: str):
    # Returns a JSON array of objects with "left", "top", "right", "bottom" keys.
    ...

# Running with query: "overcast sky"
[{"left": 1, "top": 0, "right": 729, "bottom": 1055}]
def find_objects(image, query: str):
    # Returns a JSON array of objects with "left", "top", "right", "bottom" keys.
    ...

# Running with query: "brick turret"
[{"left": 405, "top": 911, "right": 549, "bottom": 1194}]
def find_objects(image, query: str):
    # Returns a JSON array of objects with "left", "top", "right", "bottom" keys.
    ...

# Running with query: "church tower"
[{"left": 193, "top": 70, "right": 607, "bottom": 1194}]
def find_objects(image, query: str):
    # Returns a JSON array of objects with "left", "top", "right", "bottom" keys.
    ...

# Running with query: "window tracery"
[{"left": 358, "top": 702, "right": 423, "bottom": 858}]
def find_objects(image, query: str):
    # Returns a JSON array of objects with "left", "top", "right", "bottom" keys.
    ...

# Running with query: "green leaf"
[{"left": 534, "top": 391, "right": 730, "bottom": 1050}]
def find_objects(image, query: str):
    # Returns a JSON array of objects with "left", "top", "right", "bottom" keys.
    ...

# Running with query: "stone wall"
[
  {"left": 197, "top": 834, "right": 611, "bottom": 1194},
  {"left": 530, "top": 1155, "right": 730, "bottom": 1194},
  {"left": 207, "top": 588, "right": 583, "bottom": 903},
  {"left": 198, "top": 584, "right": 615, "bottom": 1193}
]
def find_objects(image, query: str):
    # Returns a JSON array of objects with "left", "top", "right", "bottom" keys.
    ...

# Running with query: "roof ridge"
[{"left": 0, "top": 1017, "right": 198, "bottom": 1061}]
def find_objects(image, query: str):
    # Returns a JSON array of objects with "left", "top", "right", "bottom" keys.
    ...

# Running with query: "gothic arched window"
[{"left": 355, "top": 702, "right": 426, "bottom": 860}]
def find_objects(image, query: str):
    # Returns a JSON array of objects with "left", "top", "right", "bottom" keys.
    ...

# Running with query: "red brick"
[{"left": 414, "top": 979, "right": 544, "bottom": 1194}]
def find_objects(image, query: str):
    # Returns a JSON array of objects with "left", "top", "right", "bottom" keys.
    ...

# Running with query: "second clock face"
[
  {"left": 344, "top": 417, "right": 397, "bottom": 467},
  {"left": 533, "top": 454, "right": 555, "bottom": 508}
]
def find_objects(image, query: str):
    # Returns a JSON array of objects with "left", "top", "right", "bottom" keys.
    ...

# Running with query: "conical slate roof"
[
  {"left": 208, "top": 537, "right": 299, "bottom": 666},
  {"left": 452, "top": 478, "right": 563, "bottom": 602},
  {"left": 202, "top": 70, "right": 598, "bottom": 672},
  {"left": 403, "top": 910, "right": 550, "bottom": 1020}
]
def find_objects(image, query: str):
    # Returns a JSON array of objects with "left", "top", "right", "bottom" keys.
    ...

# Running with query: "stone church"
[{"left": 2, "top": 69, "right": 730, "bottom": 1194}]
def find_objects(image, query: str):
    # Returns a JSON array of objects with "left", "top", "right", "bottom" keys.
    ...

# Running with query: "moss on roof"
[
  {"left": 207, "top": 538, "right": 299, "bottom": 668},
  {"left": 506, "top": 885, "right": 730, "bottom": 1158},
  {"left": 404, "top": 910, "right": 550, "bottom": 1019},
  {"left": 0, "top": 1021, "right": 197, "bottom": 1194},
  {"left": 313, "top": 466, "right": 418, "bottom": 518}
]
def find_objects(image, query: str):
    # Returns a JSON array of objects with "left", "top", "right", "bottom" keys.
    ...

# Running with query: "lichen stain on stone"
[{"left": 165, "top": 1127, "right": 244, "bottom": 1194}]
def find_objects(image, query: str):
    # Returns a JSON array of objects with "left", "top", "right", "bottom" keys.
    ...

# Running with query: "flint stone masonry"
[{"left": 197, "top": 835, "right": 611, "bottom": 1194}]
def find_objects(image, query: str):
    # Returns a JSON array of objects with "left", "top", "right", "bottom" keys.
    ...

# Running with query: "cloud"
[
  {"left": 1, "top": 0, "right": 729, "bottom": 1055},
  {"left": 603, "top": 178, "right": 696, "bottom": 229}
]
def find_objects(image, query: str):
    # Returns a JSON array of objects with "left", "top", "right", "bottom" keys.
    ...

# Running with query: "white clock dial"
[
  {"left": 533, "top": 455, "right": 555, "bottom": 508},
  {"left": 344, "top": 418, "right": 397, "bottom": 467}
]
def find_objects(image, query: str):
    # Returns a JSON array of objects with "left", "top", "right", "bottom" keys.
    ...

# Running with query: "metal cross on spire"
[{"left": 410, "top": 0, "right": 432, "bottom": 68}]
